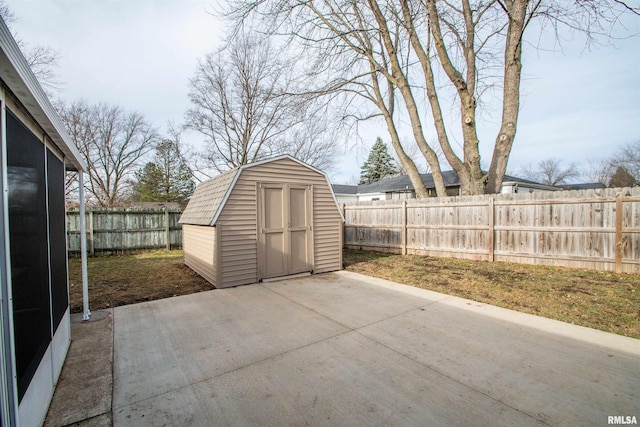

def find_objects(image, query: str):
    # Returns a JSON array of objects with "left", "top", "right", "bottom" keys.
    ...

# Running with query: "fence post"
[
  {"left": 165, "top": 207, "right": 171, "bottom": 251},
  {"left": 341, "top": 203, "right": 346, "bottom": 249},
  {"left": 488, "top": 198, "right": 495, "bottom": 262},
  {"left": 402, "top": 200, "right": 407, "bottom": 255},
  {"left": 339, "top": 219, "right": 343, "bottom": 268},
  {"left": 88, "top": 209, "right": 95, "bottom": 257},
  {"left": 615, "top": 192, "right": 623, "bottom": 273}
]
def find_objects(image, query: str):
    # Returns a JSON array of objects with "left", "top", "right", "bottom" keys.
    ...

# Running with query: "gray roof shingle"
[
  {"left": 331, "top": 184, "right": 358, "bottom": 194},
  {"left": 557, "top": 183, "right": 606, "bottom": 190},
  {"left": 178, "top": 169, "right": 238, "bottom": 225}
]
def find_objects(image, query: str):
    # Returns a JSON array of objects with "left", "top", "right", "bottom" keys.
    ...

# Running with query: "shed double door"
[{"left": 258, "top": 183, "right": 313, "bottom": 280}]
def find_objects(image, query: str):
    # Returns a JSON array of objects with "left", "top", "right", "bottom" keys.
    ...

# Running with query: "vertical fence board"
[
  {"left": 67, "top": 207, "right": 183, "bottom": 255},
  {"left": 343, "top": 188, "right": 640, "bottom": 272},
  {"left": 616, "top": 193, "right": 623, "bottom": 273}
]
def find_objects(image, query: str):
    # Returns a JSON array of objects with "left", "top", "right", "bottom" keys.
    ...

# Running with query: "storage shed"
[{"left": 179, "top": 156, "right": 344, "bottom": 288}]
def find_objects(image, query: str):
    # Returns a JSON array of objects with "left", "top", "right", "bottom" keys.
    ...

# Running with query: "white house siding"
[
  {"left": 217, "top": 157, "right": 342, "bottom": 287},
  {"left": 334, "top": 194, "right": 358, "bottom": 205},
  {"left": 500, "top": 182, "right": 559, "bottom": 194},
  {"left": 356, "top": 192, "right": 387, "bottom": 202}
]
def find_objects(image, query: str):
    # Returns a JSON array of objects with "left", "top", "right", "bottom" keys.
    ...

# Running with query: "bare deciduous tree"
[
  {"left": 0, "top": 1, "right": 14, "bottom": 23},
  {"left": 581, "top": 158, "right": 614, "bottom": 185},
  {"left": 0, "top": 1, "right": 63, "bottom": 94},
  {"left": 277, "top": 111, "right": 339, "bottom": 172},
  {"left": 23, "top": 44, "right": 63, "bottom": 94},
  {"left": 185, "top": 34, "right": 336, "bottom": 174},
  {"left": 611, "top": 141, "right": 640, "bottom": 181},
  {"left": 520, "top": 158, "right": 579, "bottom": 186},
  {"left": 226, "top": 0, "right": 633, "bottom": 196},
  {"left": 58, "top": 100, "right": 159, "bottom": 207}
]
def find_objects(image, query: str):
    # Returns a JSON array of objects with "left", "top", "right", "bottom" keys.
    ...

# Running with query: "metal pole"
[
  {"left": 0, "top": 88, "right": 18, "bottom": 427},
  {"left": 79, "top": 171, "right": 90, "bottom": 321}
]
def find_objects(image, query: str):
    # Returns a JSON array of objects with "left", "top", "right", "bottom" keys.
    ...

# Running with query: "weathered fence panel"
[
  {"left": 67, "top": 207, "right": 183, "bottom": 255},
  {"left": 343, "top": 187, "right": 640, "bottom": 273}
]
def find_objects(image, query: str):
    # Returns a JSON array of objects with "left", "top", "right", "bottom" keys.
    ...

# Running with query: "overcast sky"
[{"left": 5, "top": 0, "right": 640, "bottom": 184}]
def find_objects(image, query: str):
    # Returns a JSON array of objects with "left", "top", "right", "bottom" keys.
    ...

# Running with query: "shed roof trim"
[{"left": 0, "top": 19, "right": 86, "bottom": 171}]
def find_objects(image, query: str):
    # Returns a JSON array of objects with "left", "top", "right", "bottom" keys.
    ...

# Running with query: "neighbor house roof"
[
  {"left": 180, "top": 155, "right": 343, "bottom": 226},
  {"left": 0, "top": 19, "right": 86, "bottom": 172},
  {"left": 556, "top": 183, "right": 606, "bottom": 190},
  {"left": 357, "top": 170, "right": 462, "bottom": 193},
  {"left": 332, "top": 170, "right": 554, "bottom": 194},
  {"left": 331, "top": 184, "right": 358, "bottom": 195}
]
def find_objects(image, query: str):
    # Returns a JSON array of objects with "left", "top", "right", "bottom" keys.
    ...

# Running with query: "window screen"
[
  {"left": 7, "top": 110, "right": 51, "bottom": 402},
  {"left": 47, "top": 148, "right": 67, "bottom": 330}
]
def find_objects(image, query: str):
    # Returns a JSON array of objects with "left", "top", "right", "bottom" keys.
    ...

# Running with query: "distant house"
[
  {"left": 332, "top": 170, "right": 557, "bottom": 204},
  {"left": 331, "top": 184, "right": 358, "bottom": 203}
]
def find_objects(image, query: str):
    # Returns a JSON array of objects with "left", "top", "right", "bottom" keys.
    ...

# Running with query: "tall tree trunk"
[
  {"left": 423, "top": 0, "right": 485, "bottom": 195},
  {"left": 486, "top": 0, "right": 528, "bottom": 194},
  {"left": 400, "top": 0, "right": 463, "bottom": 181},
  {"left": 369, "top": 63, "right": 430, "bottom": 198},
  {"left": 368, "top": 0, "right": 447, "bottom": 197}
]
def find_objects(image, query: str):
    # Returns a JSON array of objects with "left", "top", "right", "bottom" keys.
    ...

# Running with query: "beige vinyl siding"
[
  {"left": 313, "top": 188, "right": 343, "bottom": 273},
  {"left": 183, "top": 224, "right": 217, "bottom": 285},
  {"left": 217, "top": 157, "right": 342, "bottom": 286}
]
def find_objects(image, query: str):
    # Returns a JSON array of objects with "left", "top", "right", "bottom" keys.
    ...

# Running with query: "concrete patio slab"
[
  {"left": 111, "top": 271, "right": 640, "bottom": 427},
  {"left": 116, "top": 331, "right": 541, "bottom": 426},
  {"left": 113, "top": 283, "right": 349, "bottom": 408},
  {"left": 44, "top": 310, "right": 113, "bottom": 427}
]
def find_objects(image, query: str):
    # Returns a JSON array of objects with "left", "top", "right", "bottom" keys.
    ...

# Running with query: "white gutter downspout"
[{"left": 79, "top": 171, "right": 90, "bottom": 321}]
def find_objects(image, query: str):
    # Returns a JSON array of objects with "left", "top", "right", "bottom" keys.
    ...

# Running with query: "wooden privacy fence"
[
  {"left": 343, "top": 187, "right": 640, "bottom": 273},
  {"left": 67, "top": 207, "right": 183, "bottom": 255}
]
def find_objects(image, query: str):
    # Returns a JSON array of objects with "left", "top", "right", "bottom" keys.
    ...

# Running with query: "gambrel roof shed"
[{"left": 180, "top": 156, "right": 344, "bottom": 288}]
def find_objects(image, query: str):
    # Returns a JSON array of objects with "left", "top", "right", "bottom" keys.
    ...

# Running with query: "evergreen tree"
[
  {"left": 609, "top": 166, "right": 636, "bottom": 188},
  {"left": 359, "top": 137, "right": 399, "bottom": 184},
  {"left": 132, "top": 140, "right": 195, "bottom": 204}
]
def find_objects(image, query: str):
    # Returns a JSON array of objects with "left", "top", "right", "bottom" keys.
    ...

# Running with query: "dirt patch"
[{"left": 343, "top": 249, "right": 640, "bottom": 339}]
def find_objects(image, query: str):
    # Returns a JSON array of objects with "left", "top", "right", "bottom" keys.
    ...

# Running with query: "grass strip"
[{"left": 343, "top": 249, "right": 640, "bottom": 339}]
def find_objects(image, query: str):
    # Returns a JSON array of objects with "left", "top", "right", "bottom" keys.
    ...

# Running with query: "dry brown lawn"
[
  {"left": 68, "top": 250, "right": 213, "bottom": 312},
  {"left": 69, "top": 248, "right": 640, "bottom": 339},
  {"left": 343, "top": 249, "right": 640, "bottom": 339}
]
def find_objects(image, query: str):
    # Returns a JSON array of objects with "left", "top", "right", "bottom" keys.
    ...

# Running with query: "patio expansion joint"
[
  {"left": 259, "top": 281, "right": 445, "bottom": 333},
  {"left": 112, "top": 327, "right": 353, "bottom": 411},
  {"left": 59, "top": 411, "right": 110, "bottom": 427},
  {"left": 113, "top": 284, "right": 433, "bottom": 411}
]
